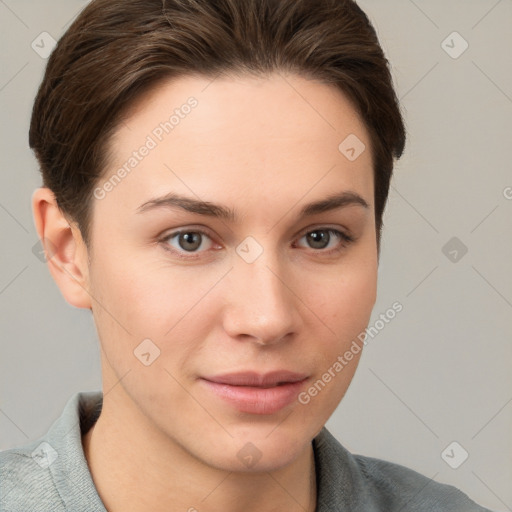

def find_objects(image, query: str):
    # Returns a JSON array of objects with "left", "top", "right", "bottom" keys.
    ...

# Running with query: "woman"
[{"left": 0, "top": 0, "right": 494, "bottom": 510}]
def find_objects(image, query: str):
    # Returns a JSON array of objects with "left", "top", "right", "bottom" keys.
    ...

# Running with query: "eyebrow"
[{"left": 136, "top": 190, "right": 369, "bottom": 221}]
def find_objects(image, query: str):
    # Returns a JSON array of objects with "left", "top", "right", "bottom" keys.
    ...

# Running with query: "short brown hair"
[{"left": 29, "top": 0, "right": 406, "bottom": 249}]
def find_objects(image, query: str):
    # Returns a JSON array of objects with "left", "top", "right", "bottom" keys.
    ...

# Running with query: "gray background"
[{"left": 0, "top": 1, "right": 510, "bottom": 510}]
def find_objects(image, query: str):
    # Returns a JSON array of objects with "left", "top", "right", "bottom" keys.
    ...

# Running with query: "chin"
[
  {"left": 209, "top": 422, "right": 313, "bottom": 473},
  {"left": 206, "top": 438, "right": 308, "bottom": 474}
]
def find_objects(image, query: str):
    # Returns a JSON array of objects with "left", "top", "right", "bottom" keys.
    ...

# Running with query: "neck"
[{"left": 82, "top": 391, "right": 317, "bottom": 512}]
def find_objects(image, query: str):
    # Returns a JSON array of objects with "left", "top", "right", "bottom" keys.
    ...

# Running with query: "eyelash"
[{"left": 159, "top": 227, "right": 355, "bottom": 260}]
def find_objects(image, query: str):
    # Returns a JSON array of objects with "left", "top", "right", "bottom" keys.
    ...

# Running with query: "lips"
[
  {"left": 200, "top": 370, "right": 309, "bottom": 415},
  {"left": 202, "top": 370, "right": 308, "bottom": 388}
]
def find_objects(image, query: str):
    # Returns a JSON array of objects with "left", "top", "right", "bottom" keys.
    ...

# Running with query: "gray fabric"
[{"left": 0, "top": 391, "right": 493, "bottom": 511}]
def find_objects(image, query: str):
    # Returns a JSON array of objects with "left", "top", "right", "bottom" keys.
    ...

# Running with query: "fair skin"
[{"left": 32, "top": 72, "right": 377, "bottom": 512}]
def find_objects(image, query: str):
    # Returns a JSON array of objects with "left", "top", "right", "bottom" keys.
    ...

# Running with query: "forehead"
[{"left": 98, "top": 72, "right": 374, "bottom": 218}]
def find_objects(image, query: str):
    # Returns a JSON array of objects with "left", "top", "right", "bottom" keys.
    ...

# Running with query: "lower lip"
[{"left": 200, "top": 378, "right": 308, "bottom": 415}]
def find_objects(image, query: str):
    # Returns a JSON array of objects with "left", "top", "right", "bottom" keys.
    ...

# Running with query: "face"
[{"left": 85, "top": 72, "right": 377, "bottom": 472}]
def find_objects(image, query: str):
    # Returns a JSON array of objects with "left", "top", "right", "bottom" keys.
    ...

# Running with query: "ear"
[{"left": 32, "top": 187, "right": 92, "bottom": 309}]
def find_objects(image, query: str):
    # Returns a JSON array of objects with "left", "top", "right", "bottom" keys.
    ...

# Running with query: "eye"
[
  {"left": 295, "top": 228, "right": 354, "bottom": 252},
  {"left": 162, "top": 229, "right": 214, "bottom": 254}
]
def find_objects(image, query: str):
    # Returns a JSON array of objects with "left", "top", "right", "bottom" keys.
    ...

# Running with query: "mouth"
[
  {"left": 202, "top": 370, "right": 308, "bottom": 387},
  {"left": 200, "top": 370, "right": 309, "bottom": 415}
]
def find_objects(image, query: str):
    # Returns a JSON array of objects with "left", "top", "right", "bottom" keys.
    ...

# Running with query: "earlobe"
[{"left": 31, "top": 187, "right": 92, "bottom": 309}]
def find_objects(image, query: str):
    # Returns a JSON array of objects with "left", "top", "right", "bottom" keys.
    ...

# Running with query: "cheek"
[
  {"left": 306, "top": 257, "right": 377, "bottom": 342},
  {"left": 296, "top": 260, "right": 376, "bottom": 426},
  {"left": 92, "top": 248, "right": 207, "bottom": 327},
  {"left": 88, "top": 249, "right": 226, "bottom": 369},
  {"left": 336, "top": 267, "right": 377, "bottom": 333},
  {"left": 299, "top": 249, "right": 377, "bottom": 405}
]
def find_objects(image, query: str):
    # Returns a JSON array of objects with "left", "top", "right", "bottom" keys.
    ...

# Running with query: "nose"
[{"left": 221, "top": 250, "right": 301, "bottom": 346}]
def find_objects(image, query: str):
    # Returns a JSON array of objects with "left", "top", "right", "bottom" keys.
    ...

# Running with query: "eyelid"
[{"left": 295, "top": 223, "right": 353, "bottom": 241}]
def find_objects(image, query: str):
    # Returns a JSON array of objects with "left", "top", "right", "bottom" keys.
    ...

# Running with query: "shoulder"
[
  {"left": 0, "top": 441, "right": 65, "bottom": 511},
  {"left": 353, "top": 453, "right": 491, "bottom": 511},
  {"left": 313, "top": 427, "right": 493, "bottom": 511},
  {"left": 0, "top": 390, "right": 104, "bottom": 512}
]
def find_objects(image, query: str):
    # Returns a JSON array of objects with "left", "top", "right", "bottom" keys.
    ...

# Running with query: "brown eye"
[{"left": 178, "top": 232, "right": 203, "bottom": 251}]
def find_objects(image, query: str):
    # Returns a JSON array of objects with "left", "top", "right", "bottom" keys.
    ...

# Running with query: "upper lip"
[{"left": 202, "top": 371, "right": 308, "bottom": 388}]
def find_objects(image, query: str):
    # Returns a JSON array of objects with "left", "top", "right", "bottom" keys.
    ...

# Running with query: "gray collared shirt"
[{"left": 0, "top": 391, "right": 493, "bottom": 511}]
